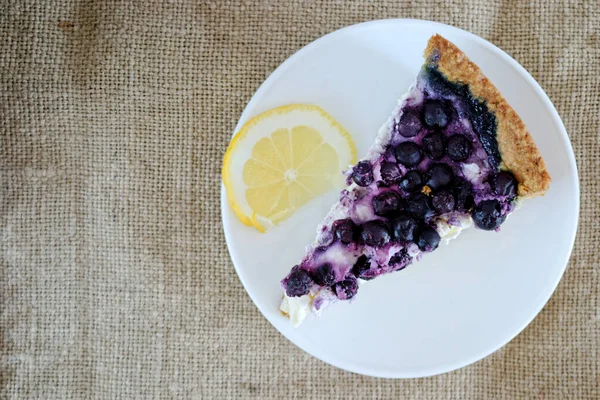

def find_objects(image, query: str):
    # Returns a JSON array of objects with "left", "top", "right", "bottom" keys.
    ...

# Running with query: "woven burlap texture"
[{"left": 1, "top": 1, "right": 598, "bottom": 399}]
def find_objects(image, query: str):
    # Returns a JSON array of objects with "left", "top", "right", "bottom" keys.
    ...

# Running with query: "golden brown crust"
[{"left": 424, "top": 35, "right": 551, "bottom": 198}]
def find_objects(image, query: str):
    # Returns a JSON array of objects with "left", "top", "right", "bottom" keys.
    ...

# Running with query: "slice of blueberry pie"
[{"left": 280, "top": 35, "right": 551, "bottom": 326}]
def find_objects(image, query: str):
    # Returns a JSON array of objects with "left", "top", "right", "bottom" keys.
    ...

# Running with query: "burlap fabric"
[{"left": 1, "top": 1, "right": 598, "bottom": 398}]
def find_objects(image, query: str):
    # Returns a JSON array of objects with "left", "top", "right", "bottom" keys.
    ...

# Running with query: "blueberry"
[
  {"left": 333, "top": 276, "right": 358, "bottom": 300},
  {"left": 392, "top": 213, "right": 419, "bottom": 242},
  {"left": 379, "top": 162, "right": 401, "bottom": 185},
  {"left": 431, "top": 190, "right": 456, "bottom": 214},
  {"left": 396, "top": 111, "right": 422, "bottom": 138},
  {"left": 360, "top": 221, "right": 391, "bottom": 247},
  {"left": 394, "top": 142, "right": 423, "bottom": 167},
  {"left": 479, "top": 132, "right": 501, "bottom": 169},
  {"left": 351, "top": 161, "right": 374, "bottom": 187},
  {"left": 425, "top": 163, "right": 454, "bottom": 191},
  {"left": 422, "top": 100, "right": 450, "bottom": 128},
  {"left": 313, "top": 245, "right": 328, "bottom": 254},
  {"left": 447, "top": 134, "right": 472, "bottom": 161},
  {"left": 422, "top": 131, "right": 446, "bottom": 160},
  {"left": 453, "top": 178, "right": 474, "bottom": 211},
  {"left": 398, "top": 170, "right": 423, "bottom": 192},
  {"left": 312, "top": 263, "right": 336, "bottom": 286},
  {"left": 389, "top": 248, "right": 412, "bottom": 270},
  {"left": 284, "top": 268, "right": 313, "bottom": 297},
  {"left": 417, "top": 226, "right": 441, "bottom": 252},
  {"left": 406, "top": 193, "right": 434, "bottom": 221},
  {"left": 333, "top": 219, "right": 356, "bottom": 244},
  {"left": 351, "top": 255, "right": 371, "bottom": 279},
  {"left": 372, "top": 191, "right": 403, "bottom": 216},
  {"left": 471, "top": 199, "right": 506, "bottom": 231},
  {"left": 491, "top": 171, "right": 518, "bottom": 198}
]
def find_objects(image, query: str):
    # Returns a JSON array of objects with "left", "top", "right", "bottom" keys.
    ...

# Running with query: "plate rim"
[{"left": 220, "top": 18, "right": 580, "bottom": 378}]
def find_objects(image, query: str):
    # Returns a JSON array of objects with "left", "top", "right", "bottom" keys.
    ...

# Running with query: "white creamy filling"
[
  {"left": 436, "top": 214, "right": 473, "bottom": 244},
  {"left": 280, "top": 295, "right": 312, "bottom": 328},
  {"left": 353, "top": 203, "right": 375, "bottom": 221},
  {"left": 462, "top": 163, "right": 482, "bottom": 182},
  {"left": 314, "top": 243, "right": 357, "bottom": 268}
]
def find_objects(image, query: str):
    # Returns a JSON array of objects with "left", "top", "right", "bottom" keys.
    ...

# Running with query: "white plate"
[{"left": 220, "top": 19, "right": 579, "bottom": 378}]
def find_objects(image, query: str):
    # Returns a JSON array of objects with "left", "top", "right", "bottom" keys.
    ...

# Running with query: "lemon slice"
[{"left": 222, "top": 104, "right": 356, "bottom": 232}]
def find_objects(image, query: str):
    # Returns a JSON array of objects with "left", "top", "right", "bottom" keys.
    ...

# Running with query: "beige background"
[{"left": 1, "top": 1, "right": 598, "bottom": 399}]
